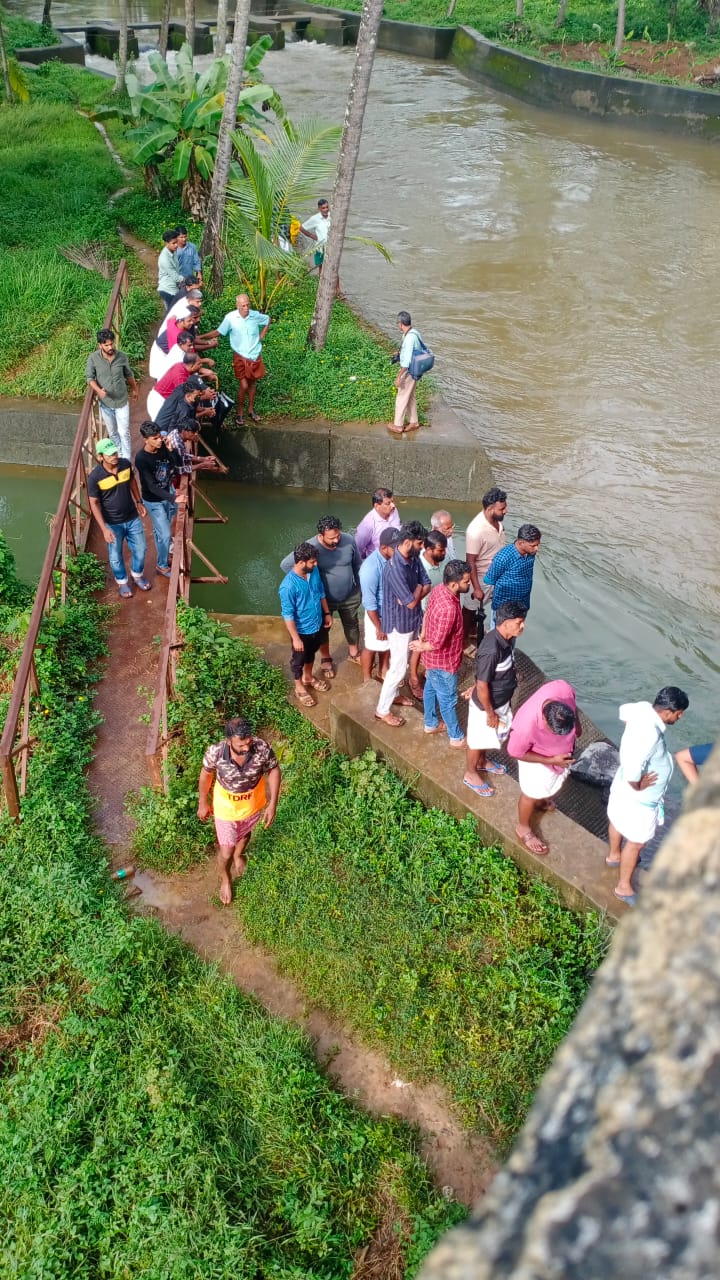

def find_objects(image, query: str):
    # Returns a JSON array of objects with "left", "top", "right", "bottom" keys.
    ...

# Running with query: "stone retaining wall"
[{"left": 0, "top": 402, "right": 78, "bottom": 469}]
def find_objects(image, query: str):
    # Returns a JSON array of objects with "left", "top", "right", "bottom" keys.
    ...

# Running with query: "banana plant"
[{"left": 92, "top": 39, "right": 275, "bottom": 217}]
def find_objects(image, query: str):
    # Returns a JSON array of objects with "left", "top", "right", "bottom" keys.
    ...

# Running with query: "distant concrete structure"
[{"left": 419, "top": 744, "right": 720, "bottom": 1279}]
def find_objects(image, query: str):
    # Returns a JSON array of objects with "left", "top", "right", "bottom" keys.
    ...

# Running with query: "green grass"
[
  {"left": 130, "top": 605, "right": 609, "bottom": 1151},
  {"left": 0, "top": 12, "right": 60, "bottom": 53},
  {"left": 0, "top": 541, "right": 461, "bottom": 1277},
  {"left": 115, "top": 192, "right": 432, "bottom": 424},
  {"left": 0, "top": 74, "right": 158, "bottom": 400}
]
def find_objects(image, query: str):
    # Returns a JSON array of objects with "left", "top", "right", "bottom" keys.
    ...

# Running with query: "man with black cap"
[
  {"left": 154, "top": 375, "right": 212, "bottom": 435},
  {"left": 86, "top": 329, "right": 138, "bottom": 461},
  {"left": 358, "top": 526, "right": 401, "bottom": 684},
  {"left": 87, "top": 439, "right": 150, "bottom": 599},
  {"left": 134, "top": 422, "right": 177, "bottom": 579}
]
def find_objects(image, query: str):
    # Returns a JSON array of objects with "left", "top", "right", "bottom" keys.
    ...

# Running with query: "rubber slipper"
[
  {"left": 392, "top": 695, "right": 415, "bottom": 707},
  {"left": 374, "top": 713, "right": 405, "bottom": 727},
  {"left": 248, "top": 412, "right": 261, "bottom": 422},
  {"left": 404, "top": 422, "right": 420, "bottom": 432},
  {"left": 347, "top": 653, "right": 362, "bottom": 665},
  {"left": 516, "top": 829, "right": 548, "bottom": 855},
  {"left": 484, "top": 761, "right": 507, "bottom": 776},
  {"left": 605, "top": 856, "right": 621, "bottom": 867},
  {"left": 613, "top": 889, "right": 637, "bottom": 907},
  {"left": 294, "top": 688, "right": 315, "bottom": 707},
  {"left": 463, "top": 778, "right": 494, "bottom": 798},
  {"left": 117, "top": 584, "right": 132, "bottom": 599},
  {"left": 236, "top": 415, "right": 244, "bottom": 426},
  {"left": 156, "top": 566, "right": 172, "bottom": 578},
  {"left": 409, "top": 683, "right": 424, "bottom": 700},
  {"left": 320, "top": 660, "right": 336, "bottom": 679},
  {"left": 134, "top": 577, "right": 152, "bottom": 592},
  {"left": 423, "top": 723, "right": 447, "bottom": 734}
]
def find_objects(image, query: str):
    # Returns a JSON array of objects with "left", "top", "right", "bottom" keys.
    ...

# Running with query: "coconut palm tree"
[
  {"left": 308, "top": 0, "right": 384, "bottom": 350},
  {"left": 115, "top": 0, "right": 129, "bottom": 95},
  {"left": 224, "top": 117, "right": 342, "bottom": 309},
  {"left": 185, "top": 0, "right": 195, "bottom": 60},
  {"left": 215, "top": 0, "right": 229, "bottom": 55},
  {"left": 159, "top": 0, "right": 171, "bottom": 58},
  {"left": 202, "top": 0, "right": 254, "bottom": 292}
]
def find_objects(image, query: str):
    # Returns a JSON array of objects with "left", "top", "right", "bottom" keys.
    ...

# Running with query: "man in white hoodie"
[{"left": 606, "top": 686, "right": 689, "bottom": 907}]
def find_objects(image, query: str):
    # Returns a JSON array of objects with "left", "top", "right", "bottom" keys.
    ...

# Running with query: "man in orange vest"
[{"left": 197, "top": 717, "right": 281, "bottom": 905}]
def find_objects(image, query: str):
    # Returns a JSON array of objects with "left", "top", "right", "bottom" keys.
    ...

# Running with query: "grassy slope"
[
  {"left": 0, "top": 65, "right": 156, "bottom": 401},
  {"left": 0, "top": 546, "right": 460, "bottom": 1277},
  {"left": 131, "top": 606, "right": 609, "bottom": 1152}
]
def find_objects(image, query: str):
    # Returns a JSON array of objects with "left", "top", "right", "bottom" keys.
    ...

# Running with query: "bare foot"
[
  {"left": 219, "top": 876, "right": 233, "bottom": 905},
  {"left": 374, "top": 712, "right": 405, "bottom": 727}
]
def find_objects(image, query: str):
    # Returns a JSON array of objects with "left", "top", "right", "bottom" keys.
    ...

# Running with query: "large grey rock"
[
  {"left": 419, "top": 749, "right": 720, "bottom": 1279},
  {"left": 570, "top": 740, "right": 619, "bottom": 787}
]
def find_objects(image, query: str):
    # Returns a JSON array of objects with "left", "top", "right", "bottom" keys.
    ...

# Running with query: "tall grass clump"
[
  {"left": 131, "top": 604, "right": 609, "bottom": 1150},
  {"left": 0, "top": 548, "right": 460, "bottom": 1276},
  {"left": 0, "top": 94, "right": 156, "bottom": 399}
]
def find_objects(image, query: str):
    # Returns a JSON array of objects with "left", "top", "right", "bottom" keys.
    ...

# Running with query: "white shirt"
[
  {"left": 399, "top": 328, "right": 421, "bottom": 370},
  {"left": 302, "top": 211, "right": 330, "bottom": 244}
]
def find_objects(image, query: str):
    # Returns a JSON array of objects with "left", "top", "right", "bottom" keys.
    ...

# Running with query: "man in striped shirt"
[
  {"left": 375, "top": 524, "right": 431, "bottom": 727},
  {"left": 410, "top": 559, "right": 472, "bottom": 745},
  {"left": 483, "top": 523, "right": 541, "bottom": 620}
]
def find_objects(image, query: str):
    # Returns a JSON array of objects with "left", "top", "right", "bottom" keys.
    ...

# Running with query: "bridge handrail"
[{"left": 0, "top": 260, "right": 130, "bottom": 817}]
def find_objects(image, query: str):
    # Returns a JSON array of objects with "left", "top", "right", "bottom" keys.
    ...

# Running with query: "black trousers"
[{"left": 289, "top": 626, "right": 325, "bottom": 679}]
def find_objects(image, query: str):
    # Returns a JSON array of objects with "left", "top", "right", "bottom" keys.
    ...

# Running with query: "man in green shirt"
[
  {"left": 157, "top": 229, "right": 184, "bottom": 310},
  {"left": 85, "top": 328, "right": 138, "bottom": 461}
]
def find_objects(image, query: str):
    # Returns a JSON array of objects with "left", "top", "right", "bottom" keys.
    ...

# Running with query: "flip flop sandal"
[
  {"left": 236, "top": 414, "right": 244, "bottom": 426},
  {"left": 409, "top": 682, "right": 425, "bottom": 700},
  {"left": 516, "top": 829, "right": 548, "bottom": 855},
  {"left": 294, "top": 688, "right": 316, "bottom": 707},
  {"left": 605, "top": 856, "right": 621, "bottom": 867},
  {"left": 117, "top": 583, "right": 133, "bottom": 599},
  {"left": 463, "top": 778, "right": 494, "bottom": 798},
  {"left": 320, "top": 660, "right": 336, "bottom": 679},
  {"left": 404, "top": 422, "right": 420, "bottom": 432},
  {"left": 393, "top": 695, "right": 415, "bottom": 707},
  {"left": 613, "top": 889, "right": 637, "bottom": 907},
  {"left": 423, "top": 723, "right": 447, "bottom": 734},
  {"left": 156, "top": 566, "right": 172, "bottom": 578},
  {"left": 248, "top": 412, "right": 261, "bottom": 422},
  {"left": 347, "top": 653, "right": 362, "bottom": 665},
  {"left": 134, "top": 578, "right": 152, "bottom": 592},
  {"left": 374, "top": 713, "right": 405, "bottom": 727},
  {"left": 304, "top": 677, "right": 330, "bottom": 692},
  {"left": 484, "top": 761, "right": 507, "bottom": 776}
]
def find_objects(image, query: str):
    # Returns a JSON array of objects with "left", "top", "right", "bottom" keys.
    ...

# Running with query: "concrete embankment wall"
[
  {"left": 451, "top": 26, "right": 720, "bottom": 139},
  {"left": 0, "top": 401, "right": 80, "bottom": 468}
]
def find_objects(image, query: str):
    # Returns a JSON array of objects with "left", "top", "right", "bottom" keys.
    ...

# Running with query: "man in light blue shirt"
[
  {"left": 359, "top": 527, "right": 400, "bottom": 684},
  {"left": 209, "top": 293, "right": 270, "bottom": 425},
  {"left": 175, "top": 226, "right": 202, "bottom": 284},
  {"left": 389, "top": 309, "right": 422, "bottom": 434},
  {"left": 157, "top": 229, "right": 184, "bottom": 311}
]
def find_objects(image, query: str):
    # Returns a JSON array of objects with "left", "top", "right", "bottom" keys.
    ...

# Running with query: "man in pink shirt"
[
  {"left": 354, "top": 487, "right": 402, "bottom": 559},
  {"left": 507, "top": 679, "right": 581, "bottom": 855}
]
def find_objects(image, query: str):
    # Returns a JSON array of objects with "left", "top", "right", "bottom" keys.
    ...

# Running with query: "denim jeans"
[
  {"left": 423, "top": 668, "right": 463, "bottom": 741},
  {"left": 99, "top": 400, "right": 132, "bottom": 461},
  {"left": 106, "top": 516, "right": 146, "bottom": 585},
  {"left": 144, "top": 498, "right": 176, "bottom": 571}
]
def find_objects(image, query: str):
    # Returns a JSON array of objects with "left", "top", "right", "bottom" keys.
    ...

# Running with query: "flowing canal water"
[{"left": 7, "top": 9, "right": 720, "bottom": 747}]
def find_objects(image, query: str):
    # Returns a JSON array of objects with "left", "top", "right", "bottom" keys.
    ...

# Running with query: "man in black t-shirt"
[
  {"left": 154, "top": 375, "right": 213, "bottom": 434},
  {"left": 462, "top": 601, "right": 527, "bottom": 798},
  {"left": 134, "top": 422, "right": 177, "bottom": 579},
  {"left": 87, "top": 438, "right": 150, "bottom": 598}
]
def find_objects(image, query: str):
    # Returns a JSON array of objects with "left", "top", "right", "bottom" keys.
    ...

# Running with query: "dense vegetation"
[
  {"left": 0, "top": 12, "right": 59, "bottom": 55},
  {"left": 0, "top": 541, "right": 460, "bottom": 1276},
  {"left": 131, "top": 605, "right": 609, "bottom": 1151},
  {"left": 0, "top": 65, "right": 155, "bottom": 400}
]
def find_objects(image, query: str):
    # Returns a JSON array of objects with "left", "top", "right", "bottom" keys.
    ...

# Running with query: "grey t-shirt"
[
  {"left": 85, "top": 349, "right": 133, "bottom": 409},
  {"left": 280, "top": 533, "right": 360, "bottom": 604}
]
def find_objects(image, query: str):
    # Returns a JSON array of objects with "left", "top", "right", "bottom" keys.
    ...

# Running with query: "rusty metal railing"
[
  {"left": 0, "top": 261, "right": 129, "bottom": 818},
  {"left": 145, "top": 454, "right": 228, "bottom": 791}
]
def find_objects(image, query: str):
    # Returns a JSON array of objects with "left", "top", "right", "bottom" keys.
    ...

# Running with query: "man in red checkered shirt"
[{"left": 410, "top": 559, "right": 471, "bottom": 746}]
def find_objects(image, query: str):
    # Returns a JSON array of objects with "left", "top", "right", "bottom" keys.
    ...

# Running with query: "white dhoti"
[
  {"left": 517, "top": 761, "right": 569, "bottom": 800},
  {"left": 467, "top": 699, "right": 512, "bottom": 750}
]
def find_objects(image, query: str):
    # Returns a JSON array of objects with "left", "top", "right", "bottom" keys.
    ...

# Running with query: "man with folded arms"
[
  {"left": 374, "top": 524, "right": 431, "bottom": 727},
  {"left": 410, "top": 559, "right": 471, "bottom": 746},
  {"left": 462, "top": 601, "right": 527, "bottom": 799}
]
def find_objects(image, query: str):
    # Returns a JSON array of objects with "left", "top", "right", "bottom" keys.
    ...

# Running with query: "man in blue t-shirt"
[{"left": 278, "top": 542, "right": 333, "bottom": 708}]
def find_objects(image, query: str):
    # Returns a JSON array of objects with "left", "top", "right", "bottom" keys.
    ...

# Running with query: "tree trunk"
[
  {"left": 185, "top": 0, "right": 196, "bottom": 58},
  {"left": 41, "top": 0, "right": 52, "bottom": 26},
  {"left": 159, "top": 0, "right": 171, "bottom": 57},
  {"left": 115, "top": 0, "right": 128, "bottom": 94},
  {"left": 215, "top": 0, "right": 229, "bottom": 54},
  {"left": 614, "top": 0, "right": 626, "bottom": 51},
  {"left": 200, "top": 0, "right": 252, "bottom": 293},
  {"left": 308, "top": 0, "right": 384, "bottom": 351},
  {"left": 0, "top": 18, "right": 14, "bottom": 104},
  {"left": 182, "top": 157, "right": 212, "bottom": 220},
  {"left": 555, "top": 0, "right": 568, "bottom": 27},
  {"left": 515, "top": 0, "right": 524, "bottom": 18}
]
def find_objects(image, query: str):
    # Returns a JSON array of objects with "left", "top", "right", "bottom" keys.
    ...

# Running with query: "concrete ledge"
[
  {"left": 167, "top": 21, "right": 214, "bottom": 54},
  {"left": 301, "top": 3, "right": 455, "bottom": 58},
  {"left": 247, "top": 17, "right": 286, "bottom": 49},
  {"left": 329, "top": 683, "right": 620, "bottom": 920},
  {"left": 0, "top": 400, "right": 79, "bottom": 469},
  {"left": 16, "top": 31, "right": 85, "bottom": 66},
  {"left": 215, "top": 398, "right": 491, "bottom": 502},
  {"left": 85, "top": 23, "right": 139, "bottom": 59},
  {"left": 452, "top": 26, "right": 720, "bottom": 140}
]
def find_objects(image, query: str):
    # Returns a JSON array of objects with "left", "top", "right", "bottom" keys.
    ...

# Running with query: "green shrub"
[
  {"left": 0, "top": 14, "right": 60, "bottom": 54},
  {"left": 0, "top": 552, "right": 460, "bottom": 1276},
  {"left": 131, "top": 605, "right": 609, "bottom": 1149}
]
